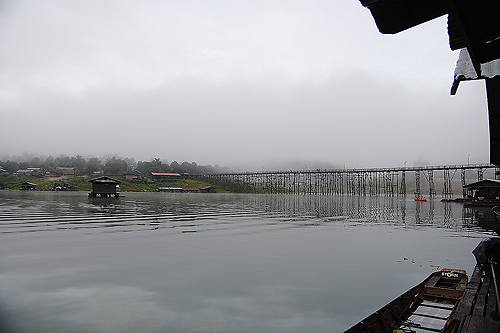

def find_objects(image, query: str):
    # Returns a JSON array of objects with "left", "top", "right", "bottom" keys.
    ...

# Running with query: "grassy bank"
[{"left": 0, "top": 175, "right": 231, "bottom": 193}]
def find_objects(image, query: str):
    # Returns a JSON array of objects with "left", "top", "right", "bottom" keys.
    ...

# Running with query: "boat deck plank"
[{"left": 454, "top": 265, "right": 500, "bottom": 333}]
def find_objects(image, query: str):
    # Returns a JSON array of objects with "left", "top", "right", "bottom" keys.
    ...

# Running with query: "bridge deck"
[
  {"left": 212, "top": 163, "right": 495, "bottom": 175},
  {"left": 454, "top": 265, "right": 500, "bottom": 332}
]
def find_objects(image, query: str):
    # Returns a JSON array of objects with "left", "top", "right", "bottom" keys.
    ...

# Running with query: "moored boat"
[
  {"left": 415, "top": 196, "right": 427, "bottom": 202},
  {"left": 345, "top": 269, "right": 468, "bottom": 333}
]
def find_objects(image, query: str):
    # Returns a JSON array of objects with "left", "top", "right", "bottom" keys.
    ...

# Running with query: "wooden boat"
[{"left": 345, "top": 269, "right": 468, "bottom": 333}]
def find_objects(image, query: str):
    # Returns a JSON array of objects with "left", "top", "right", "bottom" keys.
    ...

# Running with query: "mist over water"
[{"left": 0, "top": 191, "right": 496, "bottom": 332}]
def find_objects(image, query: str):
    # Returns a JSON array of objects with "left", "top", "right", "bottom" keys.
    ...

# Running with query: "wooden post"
[{"left": 487, "top": 77, "right": 500, "bottom": 165}]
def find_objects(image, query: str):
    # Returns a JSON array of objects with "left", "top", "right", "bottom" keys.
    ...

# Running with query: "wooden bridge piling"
[{"left": 192, "top": 164, "right": 499, "bottom": 196}]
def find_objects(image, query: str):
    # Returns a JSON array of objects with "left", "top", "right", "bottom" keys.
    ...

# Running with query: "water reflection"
[
  {"left": 0, "top": 191, "right": 497, "bottom": 332},
  {"left": 462, "top": 205, "right": 500, "bottom": 234},
  {"left": 0, "top": 191, "right": 499, "bottom": 235}
]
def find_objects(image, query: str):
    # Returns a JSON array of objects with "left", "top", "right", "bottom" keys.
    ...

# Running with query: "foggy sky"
[{"left": 0, "top": 0, "right": 490, "bottom": 171}]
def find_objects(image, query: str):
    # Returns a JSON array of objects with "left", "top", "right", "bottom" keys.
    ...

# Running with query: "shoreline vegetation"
[
  {"left": 0, "top": 154, "right": 235, "bottom": 193},
  {"left": 0, "top": 175, "right": 230, "bottom": 193}
]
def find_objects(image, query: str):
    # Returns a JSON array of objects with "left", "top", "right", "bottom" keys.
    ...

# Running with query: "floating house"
[
  {"left": 463, "top": 179, "right": 500, "bottom": 205},
  {"left": 88, "top": 176, "right": 121, "bottom": 198},
  {"left": 20, "top": 182, "right": 36, "bottom": 190}
]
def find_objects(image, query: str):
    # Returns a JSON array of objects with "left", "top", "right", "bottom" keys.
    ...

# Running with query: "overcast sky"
[{"left": 0, "top": 0, "right": 490, "bottom": 170}]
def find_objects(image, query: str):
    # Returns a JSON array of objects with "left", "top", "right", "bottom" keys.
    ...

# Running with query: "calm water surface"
[{"left": 0, "top": 191, "right": 498, "bottom": 332}]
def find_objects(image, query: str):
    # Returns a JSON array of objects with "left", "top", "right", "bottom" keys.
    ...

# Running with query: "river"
[{"left": 0, "top": 190, "right": 497, "bottom": 332}]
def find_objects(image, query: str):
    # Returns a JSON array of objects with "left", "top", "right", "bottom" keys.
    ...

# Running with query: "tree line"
[{"left": 0, "top": 155, "right": 230, "bottom": 176}]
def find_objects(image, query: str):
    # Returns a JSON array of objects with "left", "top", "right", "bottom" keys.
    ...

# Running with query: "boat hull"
[{"left": 345, "top": 269, "right": 468, "bottom": 333}]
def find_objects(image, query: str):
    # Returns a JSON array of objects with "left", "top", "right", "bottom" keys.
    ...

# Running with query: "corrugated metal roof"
[
  {"left": 151, "top": 173, "right": 181, "bottom": 177},
  {"left": 453, "top": 49, "right": 500, "bottom": 80},
  {"left": 451, "top": 48, "right": 500, "bottom": 94}
]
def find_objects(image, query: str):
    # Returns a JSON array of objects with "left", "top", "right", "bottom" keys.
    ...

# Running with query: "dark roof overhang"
[
  {"left": 359, "top": 0, "right": 500, "bottom": 75},
  {"left": 447, "top": 0, "right": 500, "bottom": 75},
  {"left": 359, "top": 0, "right": 448, "bottom": 35},
  {"left": 359, "top": 0, "right": 500, "bottom": 166}
]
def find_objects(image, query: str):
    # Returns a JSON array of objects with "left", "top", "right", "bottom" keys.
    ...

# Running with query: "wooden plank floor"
[{"left": 453, "top": 265, "right": 500, "bottom": 332}]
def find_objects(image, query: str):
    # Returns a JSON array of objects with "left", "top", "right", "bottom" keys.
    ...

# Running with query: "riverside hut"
[
  {"left": 88, "top": 176, "right": 121, "bottom": 197},
  {"left": 463, "top": 179, "right": 500, "bottom": 205}
]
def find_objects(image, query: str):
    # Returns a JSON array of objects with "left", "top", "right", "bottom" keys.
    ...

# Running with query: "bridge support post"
[
  {"left": 478, "top": 168, "right": 485, "bottom": 181},
  {"left": 442, "top": 169, "right": 454, "bottom": 200},
  {"left": 426, "top": 170, "right": 436, "bottom": 197},
  {"left": 400, "top": 171, "right": 406, "bottom": 196},
  {"left": 414, "top": 171, "right": 421, "bottom": 197},
  {"left": 461, "top": 169, "right": 467, "bottom": 197}
]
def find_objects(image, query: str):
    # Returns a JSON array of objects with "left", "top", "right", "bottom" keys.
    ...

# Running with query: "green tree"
[
  {"left": 72, "top": 155, "right": 86, "bottom": 175},
  {"left": 28, "top": 157, "right": 43, "bottom": 167},
  {"left": 104, "top": 157, "right": 127, "bottom": 176},
  {"left": 170, "top": 161, "right": 181, "bottom": 173},
  {"left": 1, "top": 160, "right": 20, "bottom": 173},
  {"left": 150, "top": 158, "right": 164, "bottom": 172},
  {"left": 54, "top": 154, "right": 71, "bottom": 167},
  {"left": 45, "top": 156, "right": 55, "bottom": 169},
  {"left": 84, "top": 157, "right": 103, "bottom": 175}
]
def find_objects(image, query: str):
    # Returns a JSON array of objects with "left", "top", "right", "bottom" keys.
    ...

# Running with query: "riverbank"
[{"left": 0, "top": 175, "right": 229, "bottom": 192}]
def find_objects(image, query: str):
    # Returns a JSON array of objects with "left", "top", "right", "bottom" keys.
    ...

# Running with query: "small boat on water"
[
  {"left": 415, "top": 196, "right": 427, "bottom": 202},
  {"left": 345, "top": 269, "right": 468, "bottom": 333}
]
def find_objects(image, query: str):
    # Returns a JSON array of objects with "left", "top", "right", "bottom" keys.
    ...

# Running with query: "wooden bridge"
[{"left": 193, "top": 164, "right": 499, "bottom": 198}]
